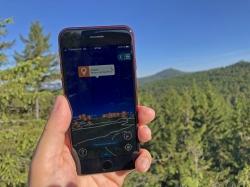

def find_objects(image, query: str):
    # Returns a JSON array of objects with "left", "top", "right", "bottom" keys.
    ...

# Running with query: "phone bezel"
[{"left": 58, "top": 25, "right": 139, "bottom": 174}]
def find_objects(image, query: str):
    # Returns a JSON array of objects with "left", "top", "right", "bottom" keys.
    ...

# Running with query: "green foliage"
[
  {"left": 0, "top": 19, "right": 55, "bottom": 186},
  {"left": 0, "top": 58, "right": 55, "bottom": 120},
  {"left": 237, "top": 165, "right": 250, "bottom": 187},
  {"left": 0, "top": 57, "right": 54, "bottom": 186},
  {"left": 0, "top": 122, "right": 43, "bottom": 186}
]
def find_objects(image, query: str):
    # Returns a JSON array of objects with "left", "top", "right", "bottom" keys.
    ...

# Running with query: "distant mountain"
[
  {"left": 141, "top": 61, "right": 250, "bottom": 99},
  {"left": 139, "top": 68, "right": 187, "bottom": 85}
]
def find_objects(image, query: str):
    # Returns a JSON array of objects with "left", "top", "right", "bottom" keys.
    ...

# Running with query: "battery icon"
[{"left": 117, "top": 53, "right": 131, "bottom": 61}]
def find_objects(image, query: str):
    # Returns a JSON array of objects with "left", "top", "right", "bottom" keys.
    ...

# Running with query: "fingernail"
[
  {"left": 148, "top": 108, "right": 155, "bottom": 116},
  {"left": 139, "top": 157, "right": 150, "bottom": 171}
]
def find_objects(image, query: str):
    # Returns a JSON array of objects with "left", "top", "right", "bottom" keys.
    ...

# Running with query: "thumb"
[{"left": 35, "top": 95, "right": 72, "bottom": 159}]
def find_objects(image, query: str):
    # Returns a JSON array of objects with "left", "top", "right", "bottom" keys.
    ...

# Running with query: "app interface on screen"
[{"left": 61, "top": 30, "right": 137, "bottom": 160}]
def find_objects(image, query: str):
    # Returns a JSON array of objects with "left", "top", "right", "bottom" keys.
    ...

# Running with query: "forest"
[{"left": 1, "top": 18, "right": 250, "bottom": 187}]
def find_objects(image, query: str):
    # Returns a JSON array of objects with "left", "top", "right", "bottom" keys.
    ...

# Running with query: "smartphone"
[{"left": 58, "top": 26, "right": 139, "bottom": 174}]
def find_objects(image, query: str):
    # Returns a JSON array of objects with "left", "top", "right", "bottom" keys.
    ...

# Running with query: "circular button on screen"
[
  {"left": 102, "top": 160, "right": 113, "bottom": 170},
  {"left": 78, "top": 148, "right": 87, "bottom": 158}
]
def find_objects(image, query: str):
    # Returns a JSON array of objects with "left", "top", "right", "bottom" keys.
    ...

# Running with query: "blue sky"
[{"left": 1, "top": 0, "right": 250, "bottom": 77}]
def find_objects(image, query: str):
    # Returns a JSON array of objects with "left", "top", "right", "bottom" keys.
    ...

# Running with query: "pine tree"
[
  {"left": 223, "top": 95, "right": 250, "bottom": 185},
  {"left": 202, "top": 83, "right": 228, "bottom": 169},
  {"left": 0, "top": 18, "right": 14, "bottom": 64},
  {"left": 14, "top": 21, "right": 54, "bottom": 65},
  {"left": 14, "top": 21, "right": 58, "bottom": 119}
]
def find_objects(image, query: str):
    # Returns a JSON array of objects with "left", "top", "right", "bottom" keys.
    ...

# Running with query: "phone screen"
[{"left": 59, "top": 27, "right": 138, "bottom": 174}]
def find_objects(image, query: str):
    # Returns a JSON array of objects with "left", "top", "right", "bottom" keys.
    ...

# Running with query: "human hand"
[{"left": 29, "top": 95, "right": 155, "bottom": 187}]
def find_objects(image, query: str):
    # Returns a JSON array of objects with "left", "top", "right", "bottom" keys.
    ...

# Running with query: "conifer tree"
[
  {"left": 14, "top": 21, "right": 57, "bottom": 119},
  {"left": 0, "top": 18, "right": 14, "bottom": 64}
]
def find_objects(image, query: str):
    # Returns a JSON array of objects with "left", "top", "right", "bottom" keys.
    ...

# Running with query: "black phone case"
[{"left": 58, "top": 25, "right": 139, "bottom": 174}]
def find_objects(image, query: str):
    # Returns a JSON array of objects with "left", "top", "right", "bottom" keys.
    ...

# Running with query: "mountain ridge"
[
  {"left": 139, "top": 61, "right": 250, "bottom": 85},
  {"left": 141, "top": 61, "right": 250, "bottom": 99},
  {"left": 139, "top": 68, "right": 187, "bottom": 85}
]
